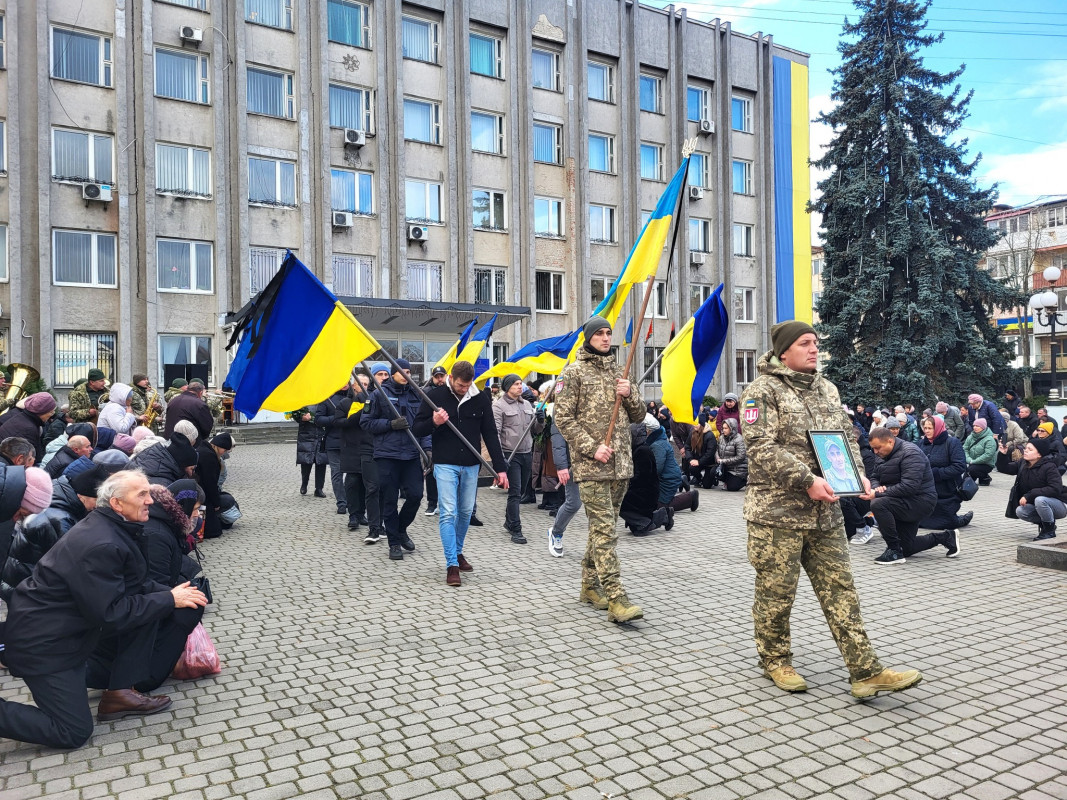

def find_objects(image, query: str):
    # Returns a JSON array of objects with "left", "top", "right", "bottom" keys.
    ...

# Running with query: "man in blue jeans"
[{"left": 413, "top": 361, "right": 509, "bottom": 586}]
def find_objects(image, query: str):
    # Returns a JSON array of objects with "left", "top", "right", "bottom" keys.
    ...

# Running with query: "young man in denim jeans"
[{"left": 412, "top": 361, "right": 509, "bottom": 586}]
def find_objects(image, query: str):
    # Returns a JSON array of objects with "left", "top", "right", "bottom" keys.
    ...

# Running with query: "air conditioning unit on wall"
[
  {"left": 179, "top": 26, "right": 203, "bottom": 45},
  {"left": 344, "top": 129, "right": 366, "bottom": 147},
  {"left": 689, "top": 186, "right": 704, "bottom": 201},
  {"left": 333, "top": 212, "right": 354, "bottom": 228},
  {"left": 408, "top": 225, "right": 428, "bottom": 241},
  {"left": 82, "top": 183, "right": 113, "bottom": 203},
  {"left": 699, "top": 119, "right": 714, "bottom": 135},
  {"left": 690, "top": 251, "right": 706, "bottom": 267}
]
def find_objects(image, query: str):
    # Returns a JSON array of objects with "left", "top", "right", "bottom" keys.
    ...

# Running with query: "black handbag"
[
  {"left": 957, "top": 472, "right": 979, "bottom": 501},
  {"left": 191, "top": 574, "right": 213, "bottom": 605}
]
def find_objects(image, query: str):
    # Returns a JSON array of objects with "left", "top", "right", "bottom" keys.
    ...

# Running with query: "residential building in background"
[
  {"left": 811, "top": 244, "right": 823, "bottom": 322},
  {"left": 0, "top": 0, "right": 810, "bottom": 413}
]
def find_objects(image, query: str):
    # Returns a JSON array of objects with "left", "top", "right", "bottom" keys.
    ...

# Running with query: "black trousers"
[
  {"left": 359, "top": 453, "right": 382, "bottom": 533},
  {"left": 685, "top": 462, "right": 718, "bottom": 489},
  {"left": 840, "top": 496, "right": 872, "bottom": 537},
  {"left": 136, "top": 606, "right": 204, "bottom": 693},
  {"left": 505, "top": 452, "right": 533, "bottom": 532},
  {"left": 968, "top": 463, "right": 993, "bottom": 483},
  {"left": 300, "top": 463, "right": 326, "bottom": 491},
  {"left": 871, "top": 494, "right": 940, "bottom": 556},
  {"left": 376, "top": 457, "right": 423, "bottom": 546},
  {"left": 0, "top": 666, "right": 95, "bottom": 749},
  {"left": 661, "top": 489, "right": 698, "bottom": 512},
  {"left": 344, "top": 472, "right": 367, "bottom": 524},
  {"left": 722, "top": 469, "right": 748, "bottom": 492},
  {"left": 327, "top": 449, "right": 345, "bottom": 509},
  {"left": 424, "top": 451, "right": 438, "bottom": 505},
  {"left": 920, "top": 496, "right": 963, "bottom": 530}
]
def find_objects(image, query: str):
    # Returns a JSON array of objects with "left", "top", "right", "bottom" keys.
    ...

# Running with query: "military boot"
[
  {"left": 765, "top": 665, "right": 808, "bottom": 692},
  {"left": 578, "top": 585, "right": 608, "bottom": 610},
  {"left": 607, "top": 596, "right": 643, "bottom": 623},
  {"left": 850, "top": 667, "right": 922, "bottom": 699}
]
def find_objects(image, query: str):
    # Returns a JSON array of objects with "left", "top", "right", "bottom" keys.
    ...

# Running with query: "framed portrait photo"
[{"left": 807, "top": 430, "right": 864, "bottom": 497}]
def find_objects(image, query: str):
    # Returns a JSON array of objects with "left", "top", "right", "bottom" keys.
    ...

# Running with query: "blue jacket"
[
  {"left": 968, "top": 400, "right": 1005, "bottom": 436},
  {"left": 359, "top": 378, "right": 424, "bottom": 460},
  {"left": 919, "top": 430, "right": 967, "bottom": 500},
  {"left": 647, "top": 426, "right": 682, "bottom": 504}
]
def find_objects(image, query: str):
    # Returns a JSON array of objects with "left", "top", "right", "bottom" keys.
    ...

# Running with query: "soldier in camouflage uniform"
[
  {"left": 163, "top": 378, "right": 187, "bottom": 404},
  {"left": 67, "top": 370, "right": 109, "bottom": 423},
  {"left": 555, "top": 315, "right": 646, "bottom": 623},
  {"left": 741, "top": 320, "right": 922, "bottom": 699}
]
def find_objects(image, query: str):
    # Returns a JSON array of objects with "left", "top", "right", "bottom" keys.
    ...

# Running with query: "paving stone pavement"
[{"left": 3, "top": 442, "right": 1067, "bottom": 800}]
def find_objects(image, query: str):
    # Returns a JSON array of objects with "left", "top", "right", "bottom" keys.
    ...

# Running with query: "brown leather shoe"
[
  {"left": 98, "top": 689, "right": 172, "bottom": 721},
  {"left": 457, "top": 553, "right": 473, "bottom": 572},
  {"left": 446, "top": 566, "right": 461, "bottom": 587}
]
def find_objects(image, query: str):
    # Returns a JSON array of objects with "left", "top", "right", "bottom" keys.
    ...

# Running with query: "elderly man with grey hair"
[
  {"left": 936, "top": 402, "right": 967, "bottom": 440},
  {"left": 0, "top": 468, "right": 207, "bottom": 750}
]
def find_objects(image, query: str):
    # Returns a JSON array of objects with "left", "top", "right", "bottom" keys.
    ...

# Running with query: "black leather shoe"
[
  {"left": 468, "top": 514, "right": 483, "bottom": 527},
  {"left": 389, "top": 545, "right": 404, "bottom": 560},
  {"left": 300, "top": 486, "right": 308, "bottom": 495},
  {"left": 956, "top": 511, "right": 973, "bottom": 528},
  {"left": 314, "top": 489, "right": 327, "bottom": 498},
  {"left": 400, "top": 534, "right": 416, "bottom": 552},
  {"left": 337, "top": 505, "right": 348, "bottom": 515},
  {"left": 511, "top": 532, "right": 527, "bottom": 544}
]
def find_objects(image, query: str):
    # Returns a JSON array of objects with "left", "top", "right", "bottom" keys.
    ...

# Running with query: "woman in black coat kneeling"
[
  {"left": 682, "top": 423, "right": 718, "bottom": 489},
  {"left": 918, "top": 415, "right": 971, "bottom": 531},
  {"left": 996, "top": 437, "right": 1067, "bottom": 541}
]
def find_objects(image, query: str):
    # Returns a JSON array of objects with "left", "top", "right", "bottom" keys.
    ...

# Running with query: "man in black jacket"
[
  {"left": 867, "top": 427, "right": 958, "bottom": 565},
  {"left": 412, "top": 361, "right": 509, "bottom": 586},
  {"left": 337, "top": 373, "right": 371, "bottom": 532},
  {"left": 0, "top": 469, "right": 207, "bottom": 749},
  {"left": 45, "top": 435, "right": 93, "bottom": 479},
  {"left": 162, "top": 381, "right": 215, "bottom": 441},
  {"left": 315, "top": 385, "right": 354, "bottom": 515}
]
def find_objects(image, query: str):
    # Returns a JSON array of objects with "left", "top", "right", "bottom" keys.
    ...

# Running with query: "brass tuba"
[{"left": 5, "top": 363, "right": 41, "bottom": 404}]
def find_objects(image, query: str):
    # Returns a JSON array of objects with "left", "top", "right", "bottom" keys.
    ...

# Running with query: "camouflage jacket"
[
  {"left": 67, "top": 385, "right": 100, "bottom": 422},
  {"left": 740, "top": 351, "right": 863, "bottom": 530},
  {"left": 163, "top": 388, "right": 183, "bottom": 404},
  {"left": 554, "top": 348, "right": 645, "bottom": 482}
]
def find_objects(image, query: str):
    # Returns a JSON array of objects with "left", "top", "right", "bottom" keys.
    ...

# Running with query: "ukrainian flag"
[
  {"left": 432, "top": 317, "right": 479, "bottom": 374},
  {"left": 476, "top": 329, "right": 581, "bottom": 386},
  {"left": 454, "top": 314, "right": 498, "bottom": 366},
  {"left": 225, "top": 252, "right": 381, "bottom": 416},
  {"left": 624, "top": 317, "right": 634, "bottom": 347},
  {"left": 660, "top": 284, "right": 729, "bottom": 425}
]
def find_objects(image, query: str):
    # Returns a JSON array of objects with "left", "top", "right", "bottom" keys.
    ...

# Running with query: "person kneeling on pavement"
[
  {"left": 917, "top": 415, "right": 973, "bottom": 533},
  {"left": 716, "top": 418, "right": 749, "bottom": 491},
  {"left": 619, "top": 420, "right": 672, "bottom": 536},
  {"left": 996, "top": 436, "right": 1066, "bottom": 541},
  {"left": 0, "top": 469, "right": 206, "bottom": 750},
  {"left": 963, "top": 418, "right": 996, "bottom": 486},
  {"left": 646, "top": 415, "right": 699, "bottom": 512},
  {"left": 867, "top": 427, "right": 959, "bottom": 564},
  {"left": 682, "top": 421, "right": 718, "bottom": 489}
]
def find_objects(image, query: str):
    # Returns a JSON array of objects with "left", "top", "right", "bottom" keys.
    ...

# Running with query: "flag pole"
[
  {"left": 359, "top": 361, "right": 432, "bottom": 471},
  {"left": 602, "top": 140, "right": 695, "bottom": 446}
]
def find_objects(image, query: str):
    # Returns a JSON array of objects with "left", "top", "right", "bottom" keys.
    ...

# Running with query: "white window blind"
[
  {"left": 52, "top": 129, "right": 113, "bottom": 183},
  {"left": 158, "top": 239, "right": 213, "bottom": 293}
]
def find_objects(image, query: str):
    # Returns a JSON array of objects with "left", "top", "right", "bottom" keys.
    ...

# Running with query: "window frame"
[
  {"left": 52, "top": 229, "right": 118, "bottom": 288},
  {"left": 405, "top": 179, "right": 443, "bottom": 224},
  {"left": 1048, "top": 207, "right": 1067, "bottom": 228},
  {"left": 534, "top": 196, "right": 564, "bottom": 238},
  {"left": 245, "top": 0, "right": 294, "bottom": 31},
  {"left": 156, "top": 237, "right": 214, "bottom": 295},
  {"left": 732, "top": 159, "right": 753, "bottom": 195},
  {"left": 401, "top": 15, "right": 440, "bottom": 64},
  {"left": 588, "top": 132, "right": 615, "bottom": 174},
  {"left": 643, "top": 346, "right": 665, "bottom": 383},
  {"left": 157, "top": 334, "right": 214, "bottom": 387},
  {"left": 689, "top": 218, "right": 711, "bottom": 253},
  {"left": 690, "top": 283, "right": 713, "bottom": 316},
  {"left": 249, "top": 246, "right": 290, "bottom": 294},
  {"left": 328, "top": 0, "right": 371, "bottom": 48},
  {"left": 639, "top": 73, "right": 663, "bottom": 114},
  {"left": 587, "top": 60, "right": 615, "bottom": 104},
  {"left": 732, "top": 222, "right": 754, "bottom": 257},
  {"left": 469, "top": 31, "right": 504, "bottom": 78},
  {"left": 689, "top": 153, "right": 709, "bottom": 188},
  {"left": 157, "top": 0, "right": 209, "bottom": 9},
  {"left": 154, "top": 47, "right": 210, "bottom": 104},
  {"left": 51, "top": 26, "right": 113, "bottom": 88},
  {"left": 246, "top": 65, "right": 295, "bottom": 119},
  {"left": 0, "top": 224, "right": 8, "bottom": 282},
  {"left": 328, "top": 83, "right": 374, "bottom": 132},
  {"left": 330, "top": 167, "right": 374, "bottom": 215},
  {"left": 733, "top": 286, "right": 755, "bottom": 322},
  {"left": 474, "top": 265, "right": 508, "bottom": 306},
  {"left": 472, "top": 188, "right": 507, "bottom": 231},
  {"left": 535, "top": 269, "right": 566, "bottom": 313},
  {"left": 589, "top": 204, "right": 617, "bottom": 244},
  {"left": 533, "top": 122, "right": 563, "bottom": 165},
  {"left": 404, "top": 97, "right": 442, "bottom": 145},
  {"left": 736, "top": 349, "right": 757, "bottom": 386},
  {"left": 640, "top": 142, "right": 664, "bottom": 182},
  {"left": 732, "top": 96, "right": 753, "bottom": 133},
  {"left": 54, "top": 331, "right": 117, "bottom": 388},
  {"left": 687, "top": 86, "right": 710, "bottom": 123},
  {"left": 407, "top": 260, "right": 444, "bottom": 302},
  {"left": 590, "top": 276, "right": 612, "bottom": 308},
  {"left": 51, "top": 127, "right": 114, "bottom": 184},
  {"left": 156, "top": 142, "right": 212, "bottom": 198},
  {"left": 471, "top": 110, "right": 505, "bottom": 155},
  {"left": 0, "top": 14, "right": 6, "bottom": 70},
  {"left": 532, "top": 47, "right": 561, "bottom": 92},
  {"left": 645, "top": 280, "right": 668, "bottom": 319},
  {"left": 248, "top": 155, "right": 297, "bottom": 207},
  {"left": 331, "top": 253, "right": 374, "bottom": 297}
]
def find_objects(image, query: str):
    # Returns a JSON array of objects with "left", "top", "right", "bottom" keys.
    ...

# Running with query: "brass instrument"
[
  {"left": 4, "top": 363, "right": 41, "bottom": 404},
  {"left": 143, "top": 387, "right": 161, "bottom": 427}
]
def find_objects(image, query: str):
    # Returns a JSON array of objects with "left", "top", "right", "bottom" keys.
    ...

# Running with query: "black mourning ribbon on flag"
[{"left": 224, "top": 254, "right": 294, "bottom": 361}]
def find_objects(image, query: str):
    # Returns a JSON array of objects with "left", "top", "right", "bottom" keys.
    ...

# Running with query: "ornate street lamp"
[{"left": 1030, "top": 266, "right": 1066, "bottom": 400}]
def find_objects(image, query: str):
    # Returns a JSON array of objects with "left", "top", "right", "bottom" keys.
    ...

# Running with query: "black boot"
[
  {"left": 956, "top": 511, "right": 973, "bottom": 528},
  {"left": 1034, "top": 522, "right": 1057, "bottom": 541}
]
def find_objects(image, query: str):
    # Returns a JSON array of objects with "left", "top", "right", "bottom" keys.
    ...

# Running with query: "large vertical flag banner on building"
[
  {"left": 225, "top": 252, "right": 381, "bottom": 416},
  {"left": 660, "top": 284, "right": 730, "bottom": 425},
  {"left": 433, "top": 317, "right": 479, "bottom": 374},
  {"left": 772, "top": 56, "right": 813, "bottom": 324}
]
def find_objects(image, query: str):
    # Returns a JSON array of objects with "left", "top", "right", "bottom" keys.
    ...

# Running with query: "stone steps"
[{"left": 220, "top": 423, "right": 298, "bottom": 446}]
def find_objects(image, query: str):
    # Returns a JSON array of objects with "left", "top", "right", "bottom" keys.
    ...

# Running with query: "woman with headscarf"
[
  {"left": 714, "top": 393, "right": 741, "bottom": 436},
  {"left": 918, "top": 415, "right": 971, "bottom": 533},
  {"left": 97, "top": 383, "right": 139, "bottom": 434},
  {"left": 963, "top": 418, "right": 997, "bottom": 486}
]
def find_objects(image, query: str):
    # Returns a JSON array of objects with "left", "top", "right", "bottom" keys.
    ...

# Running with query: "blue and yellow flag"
[
  {"left": 476, "top": 329, "right": 580, "bottom": 386},
  {"left": 455, "top": 314, "right": 498, "bottom": 367},
  {"left": 225, "top": 252, "right": 381, "bottom": 416},
  {"left": 624, "top": 317, "right": 634, "bottom": 347},
  {"left": 433, "top": 317, "right": 478, "bottom": 374},
  {"left": 660, "top": 284, "right": 729, "bottom": 425}
]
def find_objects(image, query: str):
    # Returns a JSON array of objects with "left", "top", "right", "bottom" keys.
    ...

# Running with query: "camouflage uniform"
[
  {"left": 555, "top": 348, "right": 645, "bottom": 603},
  {"left": 131, "top": 383, "right": 167, "bottom": 432},
  {"left": 163, "top": 387, "right": 183, "bottom": 404},
  {"left": 67, "top": 384, "right": 106, "bottom": 423},
  {"left": 741, "top": 351, "right": 883, "bottom": 681}
]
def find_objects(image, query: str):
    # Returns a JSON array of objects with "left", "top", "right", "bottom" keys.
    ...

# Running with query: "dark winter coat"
[
  {"left": 163, "top": 391, "right": 215, "bottom": 441},
  {"left": 314, "top": 389, "right": 352, "bottom": 451},
  {"left": 339, "top": 392, "right": 370, "bottom": 473},
  {"left": 195, "top": 441, "right": 223, "bottom": 539},
  {"left": 647, "top": 426, "right": 682, "bottom": 504},
  {"left": 1031, "top": 432, "right": 1067, "bottom": 469},
  {"left": 41, "top": 412, "right": 68, "bottom": 448},
  {"left": 129, "top": 442, "right": 186, "bottom": 486},
  {"left": 1004, "top": 392, "right": 1021, "bottom": 418},
  {"left": 1, "top": 478, "right": 88, "bottom": 602},
  {"left": 996, "top": 451, "right": 1067, "bottom": 519},
  {"left": 293, "top": 407, "right": 328, "bottom": 466},
  {"left": 852, "top": 422, "right": 878, "bottom": 475},
  {"left": 683, "top": 430, "right": 718, "bottom": 469},
  {"left": 0, "top": 465, "right": 26, "bottom": 583},
  {"left": 140, "top": 485, "right": 199, "bottom": 587},
  {"left": 360, "top": 378, "right": 423, "bottom": 461},
  {"left": 1017, "top": 413, "right": 1039, "bottom": 438},
  {"left": 0, "top": 407, "right": 45, "bottom": 461},
  {"left": 412, "top": 382, "right": 507, "bottom": 471},
  {"left": 45, "top": 445, "right": 82, "bottom": 479},
  {"left": 621, "top": 425, "right": 660, "bottom": 519},
  {"left": 717, "top": 430, "right": 748, "bottom": 477},
  {"left": 1, "top": 507, "right": 174, "bottom": 678},
  {"left": 967, "top": 400, "right": 1005, "bottom": 436},
  {"left": 549, "top": 417, "right": 571, "bottom": 473},
  {"left": 919, "top": 430, "right": 967, "bottom": 500},
  {"left": 869, "top": 439, "right": 937, "bottom": 505}
]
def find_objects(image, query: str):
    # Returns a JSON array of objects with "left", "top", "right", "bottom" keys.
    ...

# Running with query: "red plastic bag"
[{"left": 172, "top": 623, "right": 221, "bottom": 679}]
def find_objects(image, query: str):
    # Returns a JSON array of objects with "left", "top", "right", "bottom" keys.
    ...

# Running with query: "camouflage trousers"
[
  {"left": 577, "top": 479, "right": 629, "bottom": 603},
  {"left": 747, "top": 521, "right": 882, "bottom": 681}
]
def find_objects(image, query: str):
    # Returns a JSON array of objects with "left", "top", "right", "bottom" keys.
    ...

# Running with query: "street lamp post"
[{"left": 1030, "top": 266, "right": 1067, "bottom": 401}]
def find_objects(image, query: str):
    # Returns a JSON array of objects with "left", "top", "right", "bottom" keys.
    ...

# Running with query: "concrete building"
[{"left": 0, "top": 0, "right": 810, "bottom": 411}]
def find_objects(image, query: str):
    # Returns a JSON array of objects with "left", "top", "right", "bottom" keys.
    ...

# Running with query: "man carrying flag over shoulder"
[{"left": 555, "top": 315, "right": 647, "bottom": 624}]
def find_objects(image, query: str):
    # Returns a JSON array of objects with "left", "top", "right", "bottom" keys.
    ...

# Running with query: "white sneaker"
[
  {"left": 548, "top": 527, "right": 563, "bottom": 557},
  {"left": 853, "top": 526, "right": 875, "bottom": 544}
]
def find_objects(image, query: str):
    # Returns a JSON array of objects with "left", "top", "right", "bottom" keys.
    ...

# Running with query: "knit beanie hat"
[
  {"left": 94, "top": 449, "right": 130, "bottom": 467},
  {"left": 583, "top": 315, "right": 611, "bottom": 341},
  {"left": 1033, "top": 436, "right": 1054, "bottom": 457},
  {"left": 168, "top": 432, "right": 199, "bottom": 470},
  {"left": 88, "top": 368, "right": 106, "bottom": 382},
  {"left": 24, "top": 392, "right": 57, "bottom": 415},
  {"left": 132, "top": 373, "right": 148, "bottom": 386},
  {"left": 724, "top": 393, "right": 739, "bottom": 403},
  {"left": 210, "top": 432, "right": 234, "bottom": 450},
  {"left": 167, "top": 478, "right": 204, "bottom": 518},
  {"left": 968, "top": 393, "right": 983, "bottom": 404},
  {"left": 69, "top": 463, "right": 123, "bottom": 497},
  {"left": 131, "top": 426, "right": 155, "bottom": 443},
  {"left": 1039, "top": 422, "right": 1055, "bottom": 435},
  {"left": 171, "top": 378, "right": 188, "bottom": 389},
  {"left": 394, "top": 358, "right": 412, "bottom": 373},
  {"left": 884, "top": 417, "right": 901, "bottom": 429},
  {"left": 935, "top": 402, "right": 948, "bottom": 413},
  {"left": 501, "top": 374, "right": 521, "bottom": 393},
  {"left": 972, "top": 418, "right": 988, "bottom": 431},
  {"left": 771, "top": 320, "right": 817, "bottom": 358},
  {"left": 21, "top": 467, "right": 54, "bottom": 514},
  {"left": 173, "top": 419, "right": 200, "bottom": 445},
  {"left": 370, "top": 362, "right": 389, "bottom": 376},
  {"left": 643, "top": 413, "right": 661, "bottom": 431}
]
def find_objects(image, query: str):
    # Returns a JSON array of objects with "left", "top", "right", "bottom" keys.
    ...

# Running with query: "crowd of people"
[{"left": 0, "top": 368, "right": 237, "bottom": 750}]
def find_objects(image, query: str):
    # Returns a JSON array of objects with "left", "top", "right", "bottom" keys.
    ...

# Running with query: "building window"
[
  {"left": 492, "top": 343, "right": 509, "bottom": 366},
  {"left": 331, "top": 254, "right": 373, "bottom": 297},
  {"left": 690, "top": 283, "right": 713, "bottom": 315},
  {"left": 643, "top": 347, "right": 664, "bottom": 382},
  {"left": 812, "top": 257, "right": 822, "bottom": 276},
  {"left": 535, "top": 271, "right": 565, "bottom": 312},
  {"left": 812, "top": 290, "right": 822, "bottom": 309},
  {"left": 249, "top": 156, "right": 296, "bottom": 206},
  {"left": 733, "top": 287, "right": 755, "bottom": 322},
  {"left": 249, "top": 246, "right": 288, "bottom": 294},
  {"left": 732, "top": 223, "right": 754, "bottom": 257},
  {"left": 0, "top": 16, "right": 6, "bottom": 70},
  {"left": 52, "top": 27, "right": 113, "bottom": 88},
  {"left": 533, "top": 123, "right": 563, "bottom": 164},
  {"left": 590, "top": 276, "right": 612, "bottom": 307},
  {"left": 247, "top": 66, "right": 295, "bottom": 119},
  {"left": 329, "top": 84, "right": 373, "bottom": 131},
  {"left": 588, "top": 61, "right": 614, "bottom": 103},
  {"left": 330, "top": 168, "right": 374, "bottom": 214},
  {"left": 639, "top": 74, "right": 662, "bottom": 113},
  {"left": 159, "top": 335, "right": 212, "bottom": 386},
  {"left": 534, "top": 196, "right": 564, "bottom": 237},
  {"left": 472, "top": 111, "right": 505, "bottom": 154},
  {"left": 158, "top": 238, "right": 213, "bottom": 293},
  {"left": 159, "top": 0, "right": 208, "bottom": 8},
  {"left": 402, "top": 16, "right": 439, "bottom": 63},
  {"left": 155, "top": 48, "right": 209, "bottom": 104},
  {"left": 0, "top": 225, "right": 7, "bottom": 282},
  {"left": 474, "top": 266, "right": 507, "bottom": 305},
  {"left": 689, "top": 218, "right": 711, "bottom": 253},
  {"left": 406, "top": 180, "right": 442, "bottom": 223},
  {"left": 470, "top": 32, "right": 503, "bottom": 78},
  {"left": 532, "top": 48, "right": 560, "bottom": 91},
  {"left": 1048, "top": 207, "right": 1067, "bottom": 228},
  {"left": 687, "top": 86, "right": 709, "bottom": 123},
  {"left": 689, "top": 153, "right": 709, "bottom": 188},
  {"left": 55, "top": 332, "right": 116, "bottom": 387},
  {"left": 246, "top": 0, "right": 292, "bottom": 30},
  {"left": 53, "top": 230, "right": 117, "bottom": 287},
  {"left": 157, "top": 144, "right": 211, "bottom": 197},
  {"left": 732, "top": 159, "right": 753, "bottom": 195},
  {"left": 736, "top": 349, "right": 756, "bottom": 386},
  {"left": 404, "top": 98, "right": 441, "bottom": 144},
  {"left": 473, "top": 189, "right": 506, "bottom": 230},
  {"left": 328, "top": 0, "right": 370, "bottom": 47},
  {"left": 645, "top": 281, "right": 668, "bottom": 318},
  {"left": 408, "top": 261, "right": 443, "bottom": 301},
  {"left": 589, "top": 133, "right": 615, "bottom": 173},
  {"left": 589, "top": 204, "right": 616, "bottom": 244},
  {"left": 640, "top": 143, "right": 663, "bottom": 181},
  {"left": 0, "top": 121, "right": 4, "bottom": 173},
  {"left": 52, "top": 129, "right": 113, "bottom": 183},
  {"left": 732, "top": 96, "right": 753, "bottom": 133}
]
